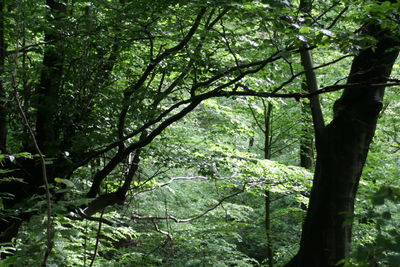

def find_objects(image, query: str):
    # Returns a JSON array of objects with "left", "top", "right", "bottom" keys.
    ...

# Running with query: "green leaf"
[{"left": 299, "top": 27, "right": 311, "bottom": 34}]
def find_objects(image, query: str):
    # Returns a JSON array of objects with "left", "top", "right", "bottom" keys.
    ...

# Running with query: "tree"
[{"left": 286, "top": 1, "right": 400, "bottom": 265}]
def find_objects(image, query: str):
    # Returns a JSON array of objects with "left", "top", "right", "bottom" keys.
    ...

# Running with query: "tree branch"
[
  {"left": 75, "top": 49, "right": 292, "bottom": 169},
  {"left": 117, "top": 7, "right": 207, "bottom": 142},
  {"left": 131, "top": 186, "right": 245, "bottom": 223},
  {"left": 219, "top": 81, "right": 400, "bottom": 99}
]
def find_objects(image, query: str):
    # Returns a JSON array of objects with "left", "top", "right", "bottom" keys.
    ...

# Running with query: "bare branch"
[
  {"left": 311, "top": 2, "right": 340, "bottom": 25},
  {"left": 131, "top": 186, "right": 245, "bottom": 223},
  {"left": 152, "top": 220, "right": 173, "bottom": 240},
  {"left": 206, "top": 8, "right": 230, "bottom": 30},
  {"left": 68, "top": 211, "right": 117, "bottom": 226},
  {"left": 219, "top": 16, "right": 240, "bottom": 69}
]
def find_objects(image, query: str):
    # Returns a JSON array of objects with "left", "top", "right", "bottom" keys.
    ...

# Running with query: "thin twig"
[
  {"left": 327, "top": 5, "right": 349, "bottom": 30},
  {"left": 248, "top": 102, "right": 266, "bottom": 134}
]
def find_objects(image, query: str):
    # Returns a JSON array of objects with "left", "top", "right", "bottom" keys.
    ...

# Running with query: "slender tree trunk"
[
  {"left": 0, "top": 0, "right": 6, "bottom": 153},
  {"left": 286, "top": 20, "right": 399, "bottom": 267},
  {"left": 298, "top": 0, "right": 325, "bottom": 171},
  {"left": 263, "top": 100, "right": 274, "bottom": 267},
  {"left": 299, "top": 46, "right": 325, "bottom": 142},
  {"left": 299, "top": 44, "right": 324, "bottom": 169}
]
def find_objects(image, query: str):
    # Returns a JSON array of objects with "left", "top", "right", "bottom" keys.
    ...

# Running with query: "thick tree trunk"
[{"left": 286, "top": 22, "right": 399, "bottom": 266}]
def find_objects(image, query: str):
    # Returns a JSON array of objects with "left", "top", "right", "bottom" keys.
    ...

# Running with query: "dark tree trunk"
[
  {"left": 0, "top": 1, "right": 66, "bottom": 253},
  {"left": 0, "top": 0, "right": 6, "bottom": 153},
  {"left": 35, "top": 0, "right": 66, "bottom": 157},
  {"left": 286, "top": 22, "right": 399, "bottom": 267}
]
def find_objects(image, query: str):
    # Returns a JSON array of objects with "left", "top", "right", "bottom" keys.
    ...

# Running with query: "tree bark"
[{"left": 286, "top": 21, "right": 399, "bottom": 267}]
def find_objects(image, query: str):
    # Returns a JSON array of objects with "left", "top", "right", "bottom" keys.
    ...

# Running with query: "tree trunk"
[
  {"left": 35, "top": 0, "right": 66, "bottom": 156},
  {"left": 299, "top": 45, "right": 325, "bottom": 142},
  {"left": 298, "top": 0, "right": 324, "bottom": 169},
  {"left": 0, "top": 0, "right": 6, "bottom": 153},
  {"left": 299, "top": 104, "right": 313, "bottom": 169},
  {"left": 286, "top": 21, "right": 399, "bottom": 267},
  {"left": 0, "top": 0, "right": 66, "bottom": 253},
  {"left": 263, "top": 100, "right": 274, "bottom": 267}
]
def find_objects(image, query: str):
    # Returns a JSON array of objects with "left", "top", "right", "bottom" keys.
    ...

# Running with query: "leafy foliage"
[{"left": 0, "top": 0, "right": 399, "bottom": 266}]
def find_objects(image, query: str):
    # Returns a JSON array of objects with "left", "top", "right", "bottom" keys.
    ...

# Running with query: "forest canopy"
[{"left": 0, "top": 0, "right": 400, "bottom": 266}]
